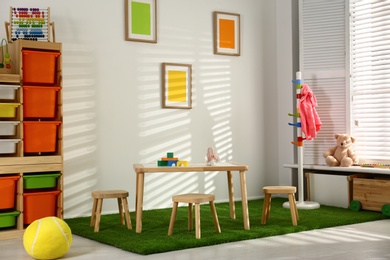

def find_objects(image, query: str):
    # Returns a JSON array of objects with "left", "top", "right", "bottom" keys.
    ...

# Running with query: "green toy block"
[
  {"left": 167, "top": 152, "right": 174, "bottom": 158},
  {"left": 158, "top": 160, "right": 168, "bottom": 166}
]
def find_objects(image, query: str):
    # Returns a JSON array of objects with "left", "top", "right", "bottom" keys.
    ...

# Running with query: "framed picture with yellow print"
[
  {"left": 213, "top": 11, "right": 240, "bottom": 56},
  {"left": 162, "top": 63, "right": 192, "bottom": 109},
  {"left": 125, "top": 0, "right": 157, "bottom": 43}
]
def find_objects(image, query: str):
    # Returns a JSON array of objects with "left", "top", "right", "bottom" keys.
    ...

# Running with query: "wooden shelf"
[
  {"left": 0, "top": 74, "right": 20, "bottom": 84},
  {"left": 0, "top": 40, "right": 63, "bottom": 240}
]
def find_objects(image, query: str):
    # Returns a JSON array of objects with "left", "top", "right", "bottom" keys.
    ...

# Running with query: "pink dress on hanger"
[{"left": 299, "top": 84, "right": 321, "bottom": 140}]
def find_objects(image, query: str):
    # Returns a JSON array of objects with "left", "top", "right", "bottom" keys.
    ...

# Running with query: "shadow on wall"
[
  {"left": 61, "top": 43, "right": 99, "bottom": 217},
  {"left": 136, "top": 25, "right": 235, "bottom": 210}
]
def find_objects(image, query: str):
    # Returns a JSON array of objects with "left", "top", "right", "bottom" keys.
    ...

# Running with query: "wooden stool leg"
[
  {"left": 209, "top": 201, "right": 221, "bottom": 233},
  {"left": 288, "top": 193, "right": 298, "bottom": 226},
  {"left": 168, "top": 202, "right": 178, "bottom": 236},
  {"left": 261, "top": 193, "right": 271, "bottom": 224},
  {"left": 122, "top": 197, "right": 132, "bottom": 229},
  {"left": 292, "top": 193, "right": 299, "bottom": 221},
  {"left": 94, "top": 198, "right": 103, "bottom": 232},
  {"left": 117, "top": 198, "right": 125, "bottom": 225},
  {"left": 266, "top": 195, "right": 272, "bottom": 220},
  {"left": 90, "top": 198, "right": 98, "bottom": 227},
  {"left": 195, "top": 203, "right": 201, "bottom": 239},
  {"left": 188, "top": 202, "right": 193, "bottom": 231}
]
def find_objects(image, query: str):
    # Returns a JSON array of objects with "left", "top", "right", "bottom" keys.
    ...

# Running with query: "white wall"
[{"left": 0, "top": 0, "right": 296, "bottom": 218}]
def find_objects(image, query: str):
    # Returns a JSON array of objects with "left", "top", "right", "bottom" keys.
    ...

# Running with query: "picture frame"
[
  {"left": 162, "top": 63, "right": 192, "bottom": 109},
  {"left": 125, "top": 0, "right": 157, "bottom": 43},
  {"left": 213, "top": 11, "right": 240, "bottom": 56}
]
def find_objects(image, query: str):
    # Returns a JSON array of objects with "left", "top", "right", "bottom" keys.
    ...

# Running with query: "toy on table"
[
  {"left": 177, "top": 160, "right": 189, "bottom": 167},
  {"left": 157, "top": 152, "right": 188, "bottom": 167},
  {"left": 323, "top": 133, "right": 359, "bottom": 167},
  {"left": 206, "top": 147, "right": 220, "bottom": 166}
]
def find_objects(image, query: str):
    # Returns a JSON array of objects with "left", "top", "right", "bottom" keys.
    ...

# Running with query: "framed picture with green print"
[{"left": 125, "top": 0, "right": 157, "bottom": 43}]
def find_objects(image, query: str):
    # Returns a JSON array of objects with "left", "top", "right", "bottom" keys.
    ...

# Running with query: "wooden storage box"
[
  {"left": 353, "top": 177, "right": 390, "bottom": 212},
  {"left": 23, "top": 86, "right": 60, "bottom": 118},
  {"left": 0, "top": 176, "right": 20, "bottom": 209},
  {"left": 23, "top": 121, "right": 61, "bottom": 153},
  {"left": 22, "top": 50, "right": 60, "bottom": 85},
  {"left": 23, "top": 190, "right": 61, "bottom": 224}
]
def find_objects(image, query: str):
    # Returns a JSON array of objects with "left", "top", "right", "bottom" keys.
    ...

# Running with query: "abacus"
[
  {"left": 360, "top": 163, "right": 390, "bottom": 168},
  {"left": 5, "top": 7, "right": 55, "bottom": 43}
]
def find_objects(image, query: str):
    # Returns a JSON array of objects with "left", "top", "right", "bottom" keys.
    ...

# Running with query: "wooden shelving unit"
[{"left": 0, "top": 40, "right": 63, "bottom": 240}]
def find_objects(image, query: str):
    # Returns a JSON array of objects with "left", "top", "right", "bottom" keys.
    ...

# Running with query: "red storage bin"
[
  {"left": 23, "top": 86, "right": 60, "bottom": 118},
  {"left": 22, "top": 50, "right": 60, "bottom": 85},
  {"left": 0, "top": 176, "right": 20, "bottom": 209},
  {"left": 23, "top": 190, "right": 61, "bottom": 224},
  {"left": 23, "top": 121, "right": 61, "bottom": 153}
]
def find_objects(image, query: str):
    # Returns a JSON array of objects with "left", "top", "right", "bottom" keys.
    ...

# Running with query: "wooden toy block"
[
  {"left": 167, "top": 152, "right": 174, "bottom": 158},
  {"left": 158, "top": 160, "right": 168, "bottom": 166},
  {"left": 168, "top": 160, "right": 177, "bottom": 167},
  {"left": 161, "top": 157, "right": 178, "bottom": 161},
  {"left": 177, "top": 160, "right": 189, "bottom": 167}
]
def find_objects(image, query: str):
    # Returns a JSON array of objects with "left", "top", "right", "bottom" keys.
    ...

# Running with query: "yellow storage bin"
[{"left": 0, "top": 103, "right": 20, "bottom": 118}]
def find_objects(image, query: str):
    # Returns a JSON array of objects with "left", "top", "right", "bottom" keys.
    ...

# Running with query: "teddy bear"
[{"left": 323, "top": 133, "right": 359, "bottom": 167}]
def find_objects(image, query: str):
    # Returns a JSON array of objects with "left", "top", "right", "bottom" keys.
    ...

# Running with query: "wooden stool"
[
  {"left": 261, "top": 186, "right": 299, "bottom": 226},
  {"left": 168, "top": 193, "right": 221, "bottom": 239},
  {"left": 90, "top": 190, "right": 132, "bottom": 232}
]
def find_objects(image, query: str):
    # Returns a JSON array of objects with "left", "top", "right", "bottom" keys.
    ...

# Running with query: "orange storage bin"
[
  {"left": 0, "top": 175, "right": 20, "bottom": 210},
  {"left": 22, "top": 50, "right": 60, "bottom": 85},
  {"left": 23, "top": 121, "right": 61, "bottom": 153},
  {"left": 23, "top": 86, "right": 60, "bottom": 118},
  {"left": 23, "top": 190, "right": 60, "bottom": 224}
]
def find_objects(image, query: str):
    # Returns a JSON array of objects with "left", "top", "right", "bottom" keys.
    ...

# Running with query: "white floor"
[{"left": 1, "top": 219, "right": 390, "bottom": 260}]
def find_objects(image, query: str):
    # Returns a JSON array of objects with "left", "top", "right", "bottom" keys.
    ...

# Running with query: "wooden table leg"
[
  {"left": 135, "top": 172, "right": 145, "bottom": 233},
  {"left": 226, "top": 170, "right": 236, "bottom": 219},
  {"left": 239, "top": 170, "right": 250, "bottom": 230}
]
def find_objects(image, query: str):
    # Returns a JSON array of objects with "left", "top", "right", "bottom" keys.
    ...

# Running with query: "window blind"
[
  {"left": 350, "top": 0, "right": 390, "bottom": 162},
  {"left": 299, "top": 0, "right": 348, "bottom": 164}
]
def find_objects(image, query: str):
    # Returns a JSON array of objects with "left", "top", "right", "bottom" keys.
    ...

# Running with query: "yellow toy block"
[{"left": 177, "top": 160, "right": 189, "bottom": 167}]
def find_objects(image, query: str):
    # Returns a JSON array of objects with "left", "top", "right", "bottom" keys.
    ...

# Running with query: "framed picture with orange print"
[
  {"left": 213, "top": 11, "right": 240, "bottom": 56},
  {"left": 161, "top": 63, "right": 192, "bottom": 109}
]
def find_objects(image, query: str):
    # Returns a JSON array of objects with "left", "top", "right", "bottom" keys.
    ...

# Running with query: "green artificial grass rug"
[{"left": 65, "top": 198, "right": 387, "bottom": 255}]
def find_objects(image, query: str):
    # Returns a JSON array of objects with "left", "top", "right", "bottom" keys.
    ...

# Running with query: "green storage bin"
[
  {"left": 0, "top": 211, "right": 20, "bottom": 228},
  {"left": 23, "top": 173, "right": 61, "bottom": 189}
]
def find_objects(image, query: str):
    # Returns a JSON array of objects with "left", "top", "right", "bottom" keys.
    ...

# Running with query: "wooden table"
[{"left": 133, "top": 162, "right": 250, "bottom": 233}]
